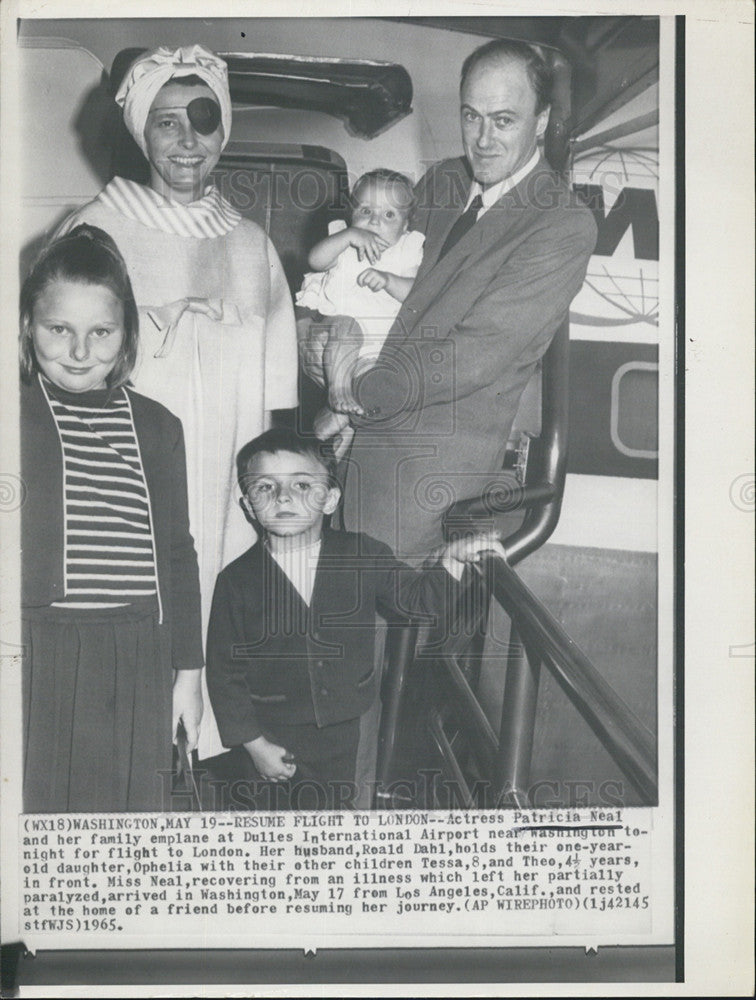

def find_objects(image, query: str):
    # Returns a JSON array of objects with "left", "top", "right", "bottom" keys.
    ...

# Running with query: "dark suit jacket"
[
  {"left": 343, "top": 157, "right": 597, "bottom": 560},
  {"left": 205, "top": 529, "right": 457, "bottom": 746},
  {"left": 20, "top": 375, "right": 204, "bottom": 671}
]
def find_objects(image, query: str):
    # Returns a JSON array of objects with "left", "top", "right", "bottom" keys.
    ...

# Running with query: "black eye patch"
[{"left": 186, "top": 97, "right": 222, "bottom": 136}]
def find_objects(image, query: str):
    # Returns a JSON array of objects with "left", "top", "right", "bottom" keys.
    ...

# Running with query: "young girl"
[
  {"left": 296, "top": 169, "right": 424, "bottom": 451},
  {"left": 19, "top": 225, "right": 203, "bottom": 812}
]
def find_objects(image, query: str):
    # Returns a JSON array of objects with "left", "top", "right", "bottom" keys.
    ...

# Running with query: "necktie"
[{"left": 437, "top": 194, "right": 484, "bottom": 261}]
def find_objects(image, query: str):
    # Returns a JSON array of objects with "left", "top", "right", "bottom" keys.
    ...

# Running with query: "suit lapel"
[
  {"left": 418, "top": 158, "right": 473, "bottom": 274},
  {"left": 426, "top": 157, "right": 551, "bottom": 270}
]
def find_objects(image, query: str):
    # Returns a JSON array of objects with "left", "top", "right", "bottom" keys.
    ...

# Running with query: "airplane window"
[{"left": 610, "top": 361, "right": 659, "bottom": 459}]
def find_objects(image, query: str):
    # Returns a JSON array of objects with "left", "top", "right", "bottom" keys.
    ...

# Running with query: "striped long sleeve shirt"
[{"left": 41, "top": 377, "right": 158, "bottom": 609}]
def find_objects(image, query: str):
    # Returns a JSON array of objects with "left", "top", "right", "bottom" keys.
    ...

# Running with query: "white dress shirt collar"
[
  {"left": 268, "top": 538, "right": 322, "bottom": 607},
  {"left": 464, "top": 149, "right": 542, "bottom": 217}
]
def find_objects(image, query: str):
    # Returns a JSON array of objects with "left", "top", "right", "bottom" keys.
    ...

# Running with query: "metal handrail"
[
  {"left": 503, "top": 313, "right": 570, "bottom": 566},
  {"left": 488, "top": 552, "right": 658, "bottom": 802},
  {"left": 376, "top": 317, "right": 573, "bottom": 807},
  {"left": 375, "top": 309, "right": 656, "bottom": 808},
  {"left": 443, "top": 316, "right": 570, "bottom": 567},
  {"left": 375, "top": 550, "right": 657, "bottom": 807},
  {"left": 427, "top": 710, "right": 477, "bottom": 809}
]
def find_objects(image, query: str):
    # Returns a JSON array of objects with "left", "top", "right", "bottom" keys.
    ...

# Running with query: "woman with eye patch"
[{"left": 56, "top": 45, "right": 298, "bottom": 759}]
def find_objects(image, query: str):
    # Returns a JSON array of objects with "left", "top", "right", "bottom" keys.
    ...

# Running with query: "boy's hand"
[
  {"left": 346, "top": 227, "right": 389, "bottom": 264},
  {"left": 441, "top": 531, "right": 506, "bottom": 579},
  {"left": 357, "top": 267, "right": 389, "bottom": 292},
  {"left": 245, "top": 735, "right": 297, "bottom": 782}
]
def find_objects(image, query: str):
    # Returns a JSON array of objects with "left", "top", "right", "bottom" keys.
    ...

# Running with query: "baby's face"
[{"left": 351, "top": 179, "right": 410, "bottom": 246}]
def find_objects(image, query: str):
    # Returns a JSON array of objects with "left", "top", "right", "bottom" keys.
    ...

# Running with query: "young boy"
[
  {"left": 296, "top": 169, "right": 424, "bottom": 454},
  {"left": 205, "top": 428, "right": 497, "bottom": 810}
]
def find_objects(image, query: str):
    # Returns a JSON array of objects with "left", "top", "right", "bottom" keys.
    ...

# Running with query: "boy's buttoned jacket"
[{"left": 206, "top": 529, "right": 454, "bottom": 745}]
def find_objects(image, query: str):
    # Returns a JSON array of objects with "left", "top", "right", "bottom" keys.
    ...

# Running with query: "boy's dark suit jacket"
[
  {"left": 344, "top": 156, "right": 597, "bottom": 560},
  {"left": 206, "top": 528, "right": 457, "bottom": 747}
]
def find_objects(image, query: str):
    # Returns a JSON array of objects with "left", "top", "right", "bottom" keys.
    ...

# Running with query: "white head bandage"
[{"left": 115, "top": 44, "right": 232, "bottom": 157}]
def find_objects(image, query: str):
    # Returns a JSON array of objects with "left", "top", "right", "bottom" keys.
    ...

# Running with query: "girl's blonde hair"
[{"left": 20, "top": 224, "right": 139, "bottom": 388}]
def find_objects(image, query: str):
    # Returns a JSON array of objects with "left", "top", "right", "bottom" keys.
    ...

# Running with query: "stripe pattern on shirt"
[
  {"left": 96, "top": 176, "right": 242, "bottom": 239},
  {"left": 43, "top": 382, "right": 158, "bottom": 609}
]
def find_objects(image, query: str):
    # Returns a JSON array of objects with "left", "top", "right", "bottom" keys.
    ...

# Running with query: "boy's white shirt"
[{"left": 268, "top": 538, "right": 322, "bottom": 607}]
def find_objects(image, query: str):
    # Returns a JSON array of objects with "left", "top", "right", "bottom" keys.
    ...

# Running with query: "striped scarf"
[{"left": 97, "top": 176, "right": 241, "bottom": 239}]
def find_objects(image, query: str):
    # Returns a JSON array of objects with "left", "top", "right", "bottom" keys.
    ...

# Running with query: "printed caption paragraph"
[{"left": 20, "top": 809, "right": 655, "bottom": 944}]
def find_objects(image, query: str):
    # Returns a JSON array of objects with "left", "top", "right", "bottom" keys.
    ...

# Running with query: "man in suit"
[{"left": 332, "top": 38, "right": 597, "bottom": 562}]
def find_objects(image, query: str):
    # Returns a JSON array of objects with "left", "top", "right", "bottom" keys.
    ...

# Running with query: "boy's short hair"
[
  {"left": 350, "top": 168, "right": 416, "bottom": 219},
  {"left": 237, "top": 428, "right": 338, "bottom": 491}
]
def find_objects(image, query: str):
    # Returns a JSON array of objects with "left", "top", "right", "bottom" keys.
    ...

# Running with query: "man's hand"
[{"left": 244, "top": 735, "right": 297, "bottom": 782}]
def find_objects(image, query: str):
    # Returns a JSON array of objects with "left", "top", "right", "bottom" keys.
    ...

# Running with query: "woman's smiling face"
[{"left": 144, "top": 82, "right": 224, "bottom": 204}]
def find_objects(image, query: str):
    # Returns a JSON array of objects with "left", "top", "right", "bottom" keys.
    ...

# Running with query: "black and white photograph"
[{"left": 0, "top": 2, "right": 752, "bottom": 996}]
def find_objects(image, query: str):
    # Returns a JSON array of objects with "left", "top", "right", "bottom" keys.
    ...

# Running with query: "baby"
[{"left": 296, "top": 169, "right": 423, "bottom": 441}]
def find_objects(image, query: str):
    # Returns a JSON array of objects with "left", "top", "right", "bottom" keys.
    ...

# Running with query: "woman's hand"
[
  {"left": 244, "top": 735, "right": 297, "bottom": 782},
  {"left": 172, "top": 669, "right": 203, "bottom": 752},
  {"left": 152, "top": 298, "right": 225, "bottom": 358},
  {"left": 183, "top": 297, "right": 224, "bottom": 320}
]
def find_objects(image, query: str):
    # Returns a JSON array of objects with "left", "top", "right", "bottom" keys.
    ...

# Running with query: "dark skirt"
[{"left": 23, "top": 601, "right": 172, "bottom": 813}]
